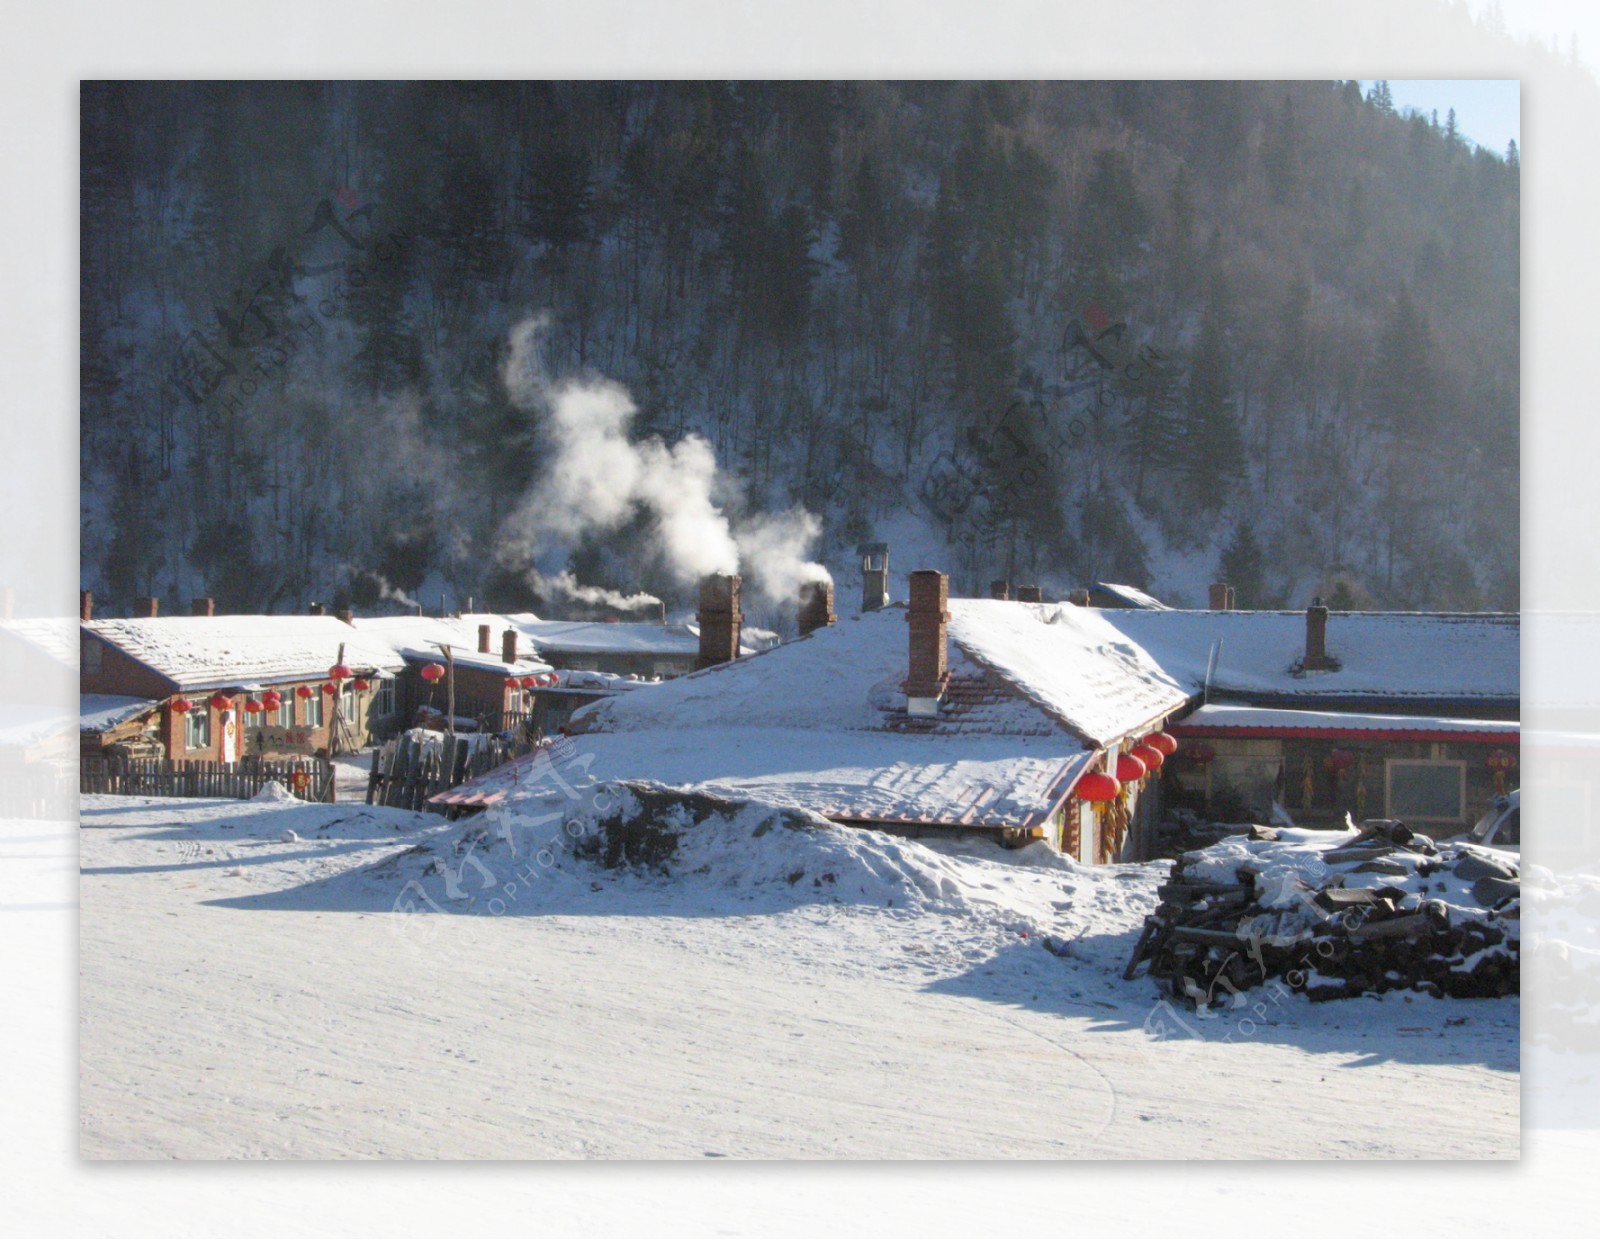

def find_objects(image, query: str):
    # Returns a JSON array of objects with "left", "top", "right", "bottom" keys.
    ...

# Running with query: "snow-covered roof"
[
  {"left": 352, "top": 614, "right": 552, "bottom": 677},
  {"left": 1094, "top": 608, "right": 1519, "bottom": 708},
  {"left": 80, "top": 694, "right": 158, "bottom": 733},
  {"left": 1092, "top": 583, "right": 1171, "bottom": 610},
  {"left": 83, "top": 615, "right": 407, "bottom": 692},
  {"left": 512, "top": 619, "right": 705, "bottom": 657},
  {"left": 570, "top": 602, "right": 1188, "bottom": 748},
  {"left": 947, "top": 601, "right": 1191, "bottom": 746},
  {"left": 1172, "top": 703, "right": 1520, "bottom": 743},
  {"left": 439, "top": 601, "right": 1193, "bottom": 828},
  {"left": 432, "top": 728, "right": 1093, "bottom": 832}
]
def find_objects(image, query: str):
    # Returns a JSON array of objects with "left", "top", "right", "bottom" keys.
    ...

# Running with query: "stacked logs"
[{"left": 1124, "top": 819, "right": 1520, "bottom": 1006}]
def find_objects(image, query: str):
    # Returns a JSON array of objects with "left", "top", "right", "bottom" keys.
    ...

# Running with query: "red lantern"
[
  {"left": 1076, "top": 772, "right": 1122, "bottom": 803},
  {"left": 262, "top": 691, "right": 282, "bottom": 709},
  {"left": 520, "top": 675, "right": 538, "bottom": 689},
  {"left": 328, "top": 662, "right": 353, "bottom": 682},
  {"left": 244, "top": 698, "right": 263, "bottom": 714},
  {"left": 322, "top": 683, "right": 337, "bottom": 695},
  {"left": 296, "top": 685, "right": 314, "bottom": 699},
  {"left": 1187, "top": 743, "right": 1216, "bottom": 766},
  {"left": 1132, "top": 744, "right": 1165, "bottom": 772},
  {"left": 1324, "top": 748, "right": 1356, "bottom": 773},
  {"left": 1145, "top": 733, "right": 1178, "bottom": 757},
  {"left": 209, "top": 693, "right": 233, "bottom": 711},
  {"left": 170, "top": 697, "right": 192, "bottom": 714},
  {"left": 1115, "top": 752, "right": 1147, "bottom": 783},
  {"left": 420, "top": 663, "right": 445, "bottom": 683},
  {"left": 505, "top": 676, "right": 521, "bottom": 690},
  {"left": 352, "top": 679, "right": 370, "bottom": 692}
]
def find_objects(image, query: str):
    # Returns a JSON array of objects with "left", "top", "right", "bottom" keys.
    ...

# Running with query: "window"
[
  {"left": 304, "top": 692, "right": 324, "bottom": 728},
  {"left": 274, "top": 699, "right": 293, "bottom": 729},
  {"left": 184, "top": 707, "right": 211, "bottom": 751},
  {"left": 340, "top": 682, "right": 359, "bottom": 723},
  {"left": 81, "top": 637, "right": 102, "bottom": 674},
  {"left": 1385, "top": 759, "right": 1467, "bottom": 823},
  {"left": 374, "top": 677, "right": 395, "bottom": 719}
]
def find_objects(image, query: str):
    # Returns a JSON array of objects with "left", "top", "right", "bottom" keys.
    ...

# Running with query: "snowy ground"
[{"left": 75, "top": 789, "right": 1521, "bottom": 1161}]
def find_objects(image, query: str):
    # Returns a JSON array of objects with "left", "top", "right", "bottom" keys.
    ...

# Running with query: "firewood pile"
[{"left": 1124, "top": 818, "right": 1520, "bottom": 1006}]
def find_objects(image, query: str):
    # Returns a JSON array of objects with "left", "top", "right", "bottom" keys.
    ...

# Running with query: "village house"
[
  {"left": 351, "top": 612, "right": 554, "bottom": 733},
  {"left": 79, "top": 595, "right": 406, "bottom": 763},
  {"left": 433, "top": 572, "right": 1193, "bottom": 861},
  {"left": 1095, "top": 593, "right": 1520, "bottom": 835}
]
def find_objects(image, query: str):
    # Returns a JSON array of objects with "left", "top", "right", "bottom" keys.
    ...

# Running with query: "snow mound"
[
  {"left": 479, "top": 780, "right": 983, "bottom": 915},
  {"left": 251, "top": 780, "right": 299, "bottom": 803}
]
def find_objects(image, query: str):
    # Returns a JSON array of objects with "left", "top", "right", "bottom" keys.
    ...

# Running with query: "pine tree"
[
  {"left": 1218, "top": 520, "right": 1266, "bottom": 607},
  {"left": 1367, "top": 287, "right": 1436, "bottom": 439},
  {"left": 1261, "top": 93, "right": 1301, "bottom": 206},
  {"left": 1181, "top": 308, "right": 1246, "bottom": 511}
]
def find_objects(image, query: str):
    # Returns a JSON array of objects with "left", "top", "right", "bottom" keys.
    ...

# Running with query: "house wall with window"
[{"left": 1165, "top": 727, "right": 1516, "bottom": 828}]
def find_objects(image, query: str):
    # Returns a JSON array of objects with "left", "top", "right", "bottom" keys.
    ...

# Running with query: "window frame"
[
  {"left": 183, "top": 706, "right": 212, "bottom": 751},
  {"left": 1383, "top": 758, "right": 1468, "bottom": 824}
]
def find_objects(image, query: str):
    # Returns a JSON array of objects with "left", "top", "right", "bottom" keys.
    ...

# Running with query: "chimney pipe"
[
  {"left": 1303, "top": 597, "right": 1335, "bottom": 670},
  {"left": 502, "top": 629, "right": 518, "bottom": 665},
  {"left": 656, "top": 600, "right": 667, "bottom": 626},
  {"left": 80, "top": 590, "right": 93, "bottom": 623},
  {"left": 478, "top": 624, "right": 492, "bottom": 654},
  {"left": 135, "top": 596, "right": 159, "bottom": 619},
  {"left": 413, "top": 602, "right": 423, "bottom": 617},
  {"left": 797, "top": 579, "right": 836, "bottom": 638},
  {"left": 1209, "top": 582, "right": 1234, "bottom": 611},
  {"left": 696, "top": 573, "right": 743, "bottom": 669},
  {"left": 859, "top": 542, "right": 889, "bottom": 613},
  {"left": 989, "top": 579, "right": 1011, "bottom": 601},
  {"left": 191, "top": 597, "right": 214, "bottom": 617},
  {"left": 337, "top": 608, "right": 354, "bottom": 626},
  {"left": 904, "top": 570, "right": 951, "bottom": 716},
  {"left": 1067, "top": 589, "right": 1091, "bottom": 607},
  {"left": 1016, "top": 585, "right": 1043, "bottom": 604},
  {"left": 308, "top": 602, "right": 325, "bottom": 617}
]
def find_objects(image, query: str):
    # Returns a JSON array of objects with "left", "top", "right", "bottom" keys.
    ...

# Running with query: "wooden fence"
[
  {"left": 366, "top": 730, "right": 528, "bottom": 812},
  {"left": 80, "top": 756, "right": 336, "bottom": 802}
]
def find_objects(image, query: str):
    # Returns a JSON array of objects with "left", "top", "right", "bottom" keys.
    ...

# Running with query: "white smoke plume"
[
  {"left": 497, "top": 316, "right": 831, "bottom": 608},
  {"left": 525, "top": 570, "right": 661, "bottom": 615}
]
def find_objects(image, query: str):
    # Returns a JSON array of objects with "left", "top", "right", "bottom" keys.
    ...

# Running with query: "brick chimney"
[
  {"left": 990, "top": 579, "right": 1011, "bottom": 601},
  {"left": 859, "top": 542, "right": 889, "bottom": 613},
  {"left": 797, "top": 579, "right": 836, "bottom": 638},
  {"left": 1208, "top": 582, "right": 1235, "bottom": 611},
  {"left": 134, "top": 596, "right": 159, "bottom": 618},
  {"left": 1066, "top": 589, "right": 1091, "bottom": 607},
  {"left": 80, "top": 590, "right": 93, "bottom": 623},
  {"left": 478, "top": 624, "right": 492, "bottom": 654},
  {"left": 190, "top": 597, "right": 215, "bottom": 617},
  {"left": 502, "top": 629, "right": 518, "bottom": 665},
  {"left": 1303, "top": 597, "right": 1336, "bottom": 671},
  {"left": 337, "top": 608, "right": 354, "bottom": 626},
  {"left": 904, "top": 570, "right": 951, "bottom": 717},
  {"left": 1016, "top": 585, "right": 1043, "bottom": 604},
  {"left": 696, "top": 574, "right": 743, "bottom": 669},
  {"left": 308, "top": 602, "right": 325, "bottom": 617}
]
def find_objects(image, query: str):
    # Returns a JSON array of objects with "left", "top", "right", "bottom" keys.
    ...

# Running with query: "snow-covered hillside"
[{"left": 78, "top": 791, "right": 1519, "bottom": 1159}]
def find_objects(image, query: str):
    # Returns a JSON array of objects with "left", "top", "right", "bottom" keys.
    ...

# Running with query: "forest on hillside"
[{"left": 80, "top": 80, "right": 1519, "bottom": 625}]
